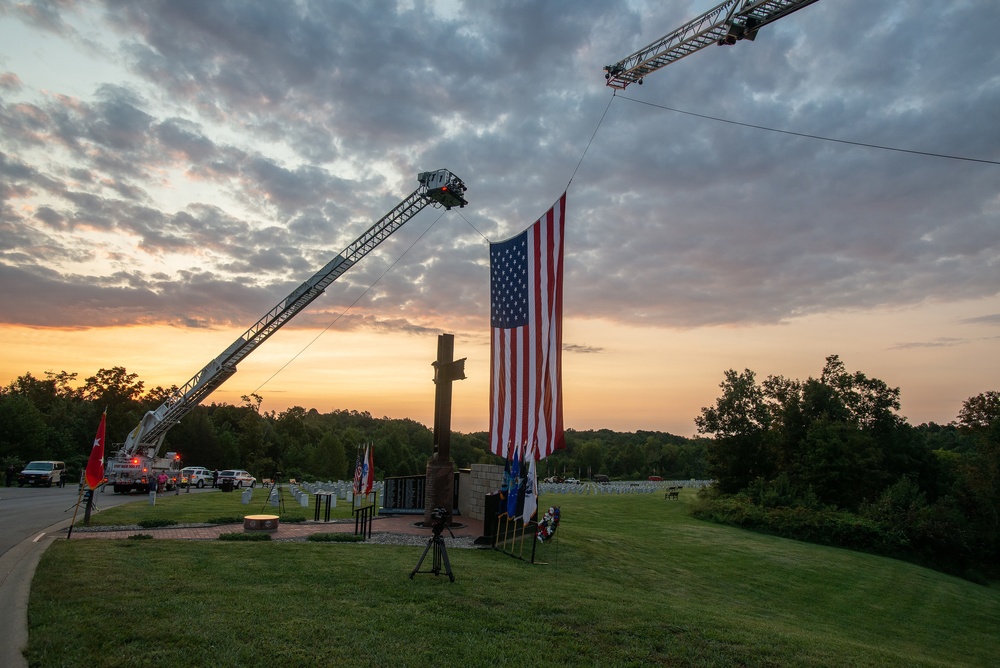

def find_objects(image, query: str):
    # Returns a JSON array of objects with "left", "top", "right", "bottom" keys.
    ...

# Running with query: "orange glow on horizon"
[{"left": 2, "top": 296, "right": 998, "bottom": 438}]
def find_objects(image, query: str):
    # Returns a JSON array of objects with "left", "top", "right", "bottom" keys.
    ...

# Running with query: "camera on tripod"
[
  {"left": 430, "top": 506, "right": 448, "bottom": 535},
  {"left": 411, "top": 507, "right": 455, "bottom": 582}
]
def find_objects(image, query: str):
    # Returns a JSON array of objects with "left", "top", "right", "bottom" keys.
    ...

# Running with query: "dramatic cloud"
[{"left": 1, "top": 0, "right": 998, "bottom": 336}]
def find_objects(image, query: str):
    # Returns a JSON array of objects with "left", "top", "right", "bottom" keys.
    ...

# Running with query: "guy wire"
[
  {"left": 566, "top": 92, "right": 617, "bottom": 191},
  {"left": 250, "top": 209, "right": 449, "bottom": 395}
]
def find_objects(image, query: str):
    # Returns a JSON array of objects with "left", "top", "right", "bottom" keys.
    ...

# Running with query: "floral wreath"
[{"left": 536, "top": 506, "right": 560, "bottom": 542}]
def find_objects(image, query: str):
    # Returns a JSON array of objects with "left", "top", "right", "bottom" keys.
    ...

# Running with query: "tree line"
[
  {"left": 5, "top": 357, "right": 993, "bottom": 579},
  {"left": 0, "top": 367, "right": 707, "bottom": 484},
  {"left": 693, "top": 354, "right": 999, "bottom": 582}
]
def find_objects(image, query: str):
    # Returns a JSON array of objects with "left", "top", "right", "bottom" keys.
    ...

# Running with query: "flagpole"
[
  {"left": 499, "top": 514, "right": 510, "bottom": 551},
  {"left": 71, "top": 409, "right": 108, "bottom": 539},
  {"left": 516, "top": 517, "right": 524, "bottom": 558},
  {"left": 67, "top": 485, "right": 85, "bottom": 540}
]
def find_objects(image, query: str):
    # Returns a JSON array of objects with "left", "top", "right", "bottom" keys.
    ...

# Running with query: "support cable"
[
  {"left": 618, "top": 94, "right": 1000, "bottom": 166},
  {"left": 567, "top": 93, "right": 617, "bottom": 191},
  {"left": 250, "top": 209, "right": 449, "bottom": 395}
]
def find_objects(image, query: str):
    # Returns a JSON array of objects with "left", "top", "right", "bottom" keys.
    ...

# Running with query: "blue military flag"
[{"left": 506, "top": 443, "right": 521, "bottom": 518}]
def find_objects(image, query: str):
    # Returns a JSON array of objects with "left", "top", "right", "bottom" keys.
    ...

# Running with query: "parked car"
[
  {"left": 180, "top": 467, "right": 215, "bottom": 488},
  {"left": 217, "top": 469, "right": 256, "bottom": 488},
  {"left": 18, "top": 460, "right": 67, "bottom": 487}
]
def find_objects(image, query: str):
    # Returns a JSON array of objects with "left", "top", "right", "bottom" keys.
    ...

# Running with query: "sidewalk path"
[
  {"left": 0, "top": 518, "right": 71, "bottom": 668},
  {"left": 66, "top": 514, "right": 485, "bottom": 542}
]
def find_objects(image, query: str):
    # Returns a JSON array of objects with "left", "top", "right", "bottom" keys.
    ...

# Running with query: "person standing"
[{"left": 212, "top": 469, "right": 219, "bottom": 488}]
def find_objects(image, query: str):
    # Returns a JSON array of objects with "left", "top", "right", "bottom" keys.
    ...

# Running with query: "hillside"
[{"left": 29, "top": 491, "right": 999, "bottom": 666}]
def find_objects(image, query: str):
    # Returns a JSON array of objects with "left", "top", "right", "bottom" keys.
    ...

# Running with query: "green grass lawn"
[
  {"left": 31, "top": 491, "right": 1000, "bottom": 667},
  {"left": 81, "top": 485, "right": 346, "bottom": 525}
]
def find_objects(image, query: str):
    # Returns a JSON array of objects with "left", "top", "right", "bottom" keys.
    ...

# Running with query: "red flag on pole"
[
  {"left": 364, "top": 444, "right": 374, "bottom": 495},
  {"left": 489, "top": 193, "right": 566, "bottom": 460},
  {"left": 85, "top": 410, "right": 106, "bottom": 490}
]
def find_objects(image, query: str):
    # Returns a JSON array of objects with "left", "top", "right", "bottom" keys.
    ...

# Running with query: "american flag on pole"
[
  {"left": 352, "top": 448, "right": 362, "bottom": 496},
  {"left": 489, "top": 193, "right": 566, "bottom": 460}
]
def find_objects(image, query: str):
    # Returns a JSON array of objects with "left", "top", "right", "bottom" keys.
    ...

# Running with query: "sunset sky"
[{"left": 1, "top": 0, "right": 998, "bottom": 439}]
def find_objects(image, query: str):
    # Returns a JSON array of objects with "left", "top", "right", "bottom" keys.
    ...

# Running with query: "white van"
[{"left": 18, "top": 460, "right": 67, "bottom": 487}]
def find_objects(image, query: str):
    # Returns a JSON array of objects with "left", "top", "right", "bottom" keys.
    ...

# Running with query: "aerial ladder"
[
  {"left": 105, "top": 170, "right": 467, "bottom": 492},
  {"left": 604, "top": 0, "right": 821, "bottom": 90}
]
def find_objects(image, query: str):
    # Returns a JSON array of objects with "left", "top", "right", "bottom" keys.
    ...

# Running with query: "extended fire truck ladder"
[
  {"left": 604, "top": 0, "right": 821, "bottom": 90},
  {"left": 118, "top": 170, "right": 467, "bottom": 459}
]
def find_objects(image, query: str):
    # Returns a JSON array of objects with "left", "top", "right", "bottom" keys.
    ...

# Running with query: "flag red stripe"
[{"left": 489, "top": 193, "right": 566, "bottom": 460}]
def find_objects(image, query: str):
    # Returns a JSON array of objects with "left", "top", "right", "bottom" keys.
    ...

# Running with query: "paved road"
[{"left": 0, "top": 484, "right": 142, "bottom": 556}]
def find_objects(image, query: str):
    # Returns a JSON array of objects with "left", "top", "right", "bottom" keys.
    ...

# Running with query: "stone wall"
[{"left": 458, "top": 463, "right": 504, "bottom": 521}]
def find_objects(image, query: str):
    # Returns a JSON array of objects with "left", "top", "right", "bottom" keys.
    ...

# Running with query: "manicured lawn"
[
  {"left": 81, "top": 485, "right": 350, "bottom": 525},
  {"left": 30, "top": 492, "right": 1000, "bottom": 667}
]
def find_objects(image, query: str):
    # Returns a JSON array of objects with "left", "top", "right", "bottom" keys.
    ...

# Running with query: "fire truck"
[
  {"left": 104, "top": 171, "right": 467, "bottom": 492},
  {"left": 106, "top": 451, "right": 182, "bottom": 494}
]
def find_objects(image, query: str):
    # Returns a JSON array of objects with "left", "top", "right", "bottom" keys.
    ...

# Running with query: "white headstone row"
[
  {"left": 535, "top": 480, "right": 712, "bottom": 494},
  {"left": 285, "top": 484, "right": 309, "bottom": 507},
  {"left": 296, "top": 480, "right": 384, "bottom": 502}
]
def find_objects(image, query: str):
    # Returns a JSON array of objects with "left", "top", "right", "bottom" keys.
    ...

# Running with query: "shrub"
[
  {"left": 691, "top": 497, "right": 908, "bottom": 558},
  {"left": 218, "top": 532, "right": 271, "bottom": 541},
  {"left": 206, "top": 516, "right": 246, "bottom": 525},
  {"left": 138, "top": 519, "right": 178, "bottom": 528},
  {"left": 307, "top": 533, "right": 364, "bottom": 543},
  {"left": 691, "top": 493, "right": 987, "bottom": 580}
]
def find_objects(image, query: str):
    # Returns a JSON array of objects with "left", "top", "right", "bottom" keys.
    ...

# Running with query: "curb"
[{"left": 0, "top": 518, "right": 72, "bottom": 668}]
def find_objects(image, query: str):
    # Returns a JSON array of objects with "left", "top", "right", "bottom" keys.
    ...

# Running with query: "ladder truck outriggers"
[{"left": 104, "top": 170, "right": 468, "bottom": 493}]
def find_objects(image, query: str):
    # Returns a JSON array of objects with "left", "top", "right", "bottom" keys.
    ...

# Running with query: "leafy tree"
[
  {"left": 695, "top": 369, "right": 771, "bottom": 439},
  {"left": 82, "top": 367, "right": 145, "bottom": 404},
  {"left": 575, "top": 439, "right": 604, "bottom": 477},
  {"left": 915, "top": 422, "right": 973, "bottom": 454},
  {"left": 819, "top": 354, "right": 902, "bottom": 433},
  {"left": 798, "top": 417, "right": 882, "bottom": 510},
  {"left": 165, "top": 407, "right": 223, "bottom": 469},
  {"left": 954, "top": 391, "right": 1000, "bottom": 536},
  {"left": 45, "top": 371, "right": 82, "bottom": 400},
  {"left": 312, "top": 431, "right": 348, "bottom": 481},
  {"left": 0, "top": 394, "right": 50, "bottom": 461},
  {"left": 450, "top": 432, "right": 490, "bottom": 469},
  {"left": 144, "top": 384, "right": 180, "bottom": 410},
  {"left": 957, "top": 390, "right": 1000, "bottom": 431},
  {"left": 696, "top": 369, "right": 773, "bottom": 493},
  {"left": 82, "top": 367, "right": 146, "bottom": 441}
]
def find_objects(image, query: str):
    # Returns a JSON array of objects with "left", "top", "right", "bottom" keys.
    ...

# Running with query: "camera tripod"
[
  {"left": 261, "top": 472, "right": 285, "bottom": 514},
  {"left": 409, "top": 520, "right": 455, "bottom": 582}
]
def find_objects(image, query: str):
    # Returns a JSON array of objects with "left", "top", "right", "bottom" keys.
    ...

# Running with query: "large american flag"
[{"left": 489, "top": 193, "right": 566, "bottom": 460}]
